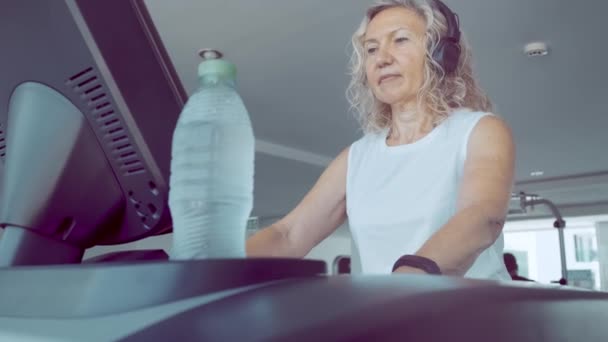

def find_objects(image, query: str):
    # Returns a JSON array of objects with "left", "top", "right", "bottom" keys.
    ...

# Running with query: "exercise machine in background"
[{"left": 509, "top": 192, "right": 568, "bottom": 285}]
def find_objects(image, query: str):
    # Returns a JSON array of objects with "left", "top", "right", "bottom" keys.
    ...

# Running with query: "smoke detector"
[{"left": 524, "top": 42, "right": 549, "bottom": 57}]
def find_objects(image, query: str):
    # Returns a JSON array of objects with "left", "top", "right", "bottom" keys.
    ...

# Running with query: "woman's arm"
[
  {"left": 394, "top": 115, "right": 516, "bottom": 276},
  {"left": 246, "top": 147, "right": 349, "bottom": 258}
]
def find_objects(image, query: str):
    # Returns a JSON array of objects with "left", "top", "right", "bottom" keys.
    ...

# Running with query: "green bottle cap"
[{"left": 197, "top": 49, "right": 236, "bottom": 80}]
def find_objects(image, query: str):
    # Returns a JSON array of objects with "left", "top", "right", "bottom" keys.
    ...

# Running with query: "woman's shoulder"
[
  {"left": 448, "top": 107, "right": 496, "bottom": 122},
  {"left": 351, "top": 129, "right": 385, "bottom": 148},
  {"left": 347, "top": 130, "right": 386, "bottom": 163},
  {"left": 449, "top": 107, "right": 513, "bottom": 161},
  {"left": 445, "top": 107, "right": 502, "bottom": 133}
]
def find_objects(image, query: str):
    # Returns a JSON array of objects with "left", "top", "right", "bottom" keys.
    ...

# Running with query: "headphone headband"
[
  {"left": 432, "top": 0, "right": 461, "bottom": 42},
  {"left": 431, "top": 0, "right": 461, "bottom": 74}
]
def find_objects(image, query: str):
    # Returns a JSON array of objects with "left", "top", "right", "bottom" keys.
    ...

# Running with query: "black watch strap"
[{"left": 392, "top": 255, "right": 442, "bottom": 275}]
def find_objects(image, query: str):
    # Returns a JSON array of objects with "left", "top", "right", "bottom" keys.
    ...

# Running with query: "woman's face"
[{"left": 364, "top": 7, "right": 427, "bottom": 108}]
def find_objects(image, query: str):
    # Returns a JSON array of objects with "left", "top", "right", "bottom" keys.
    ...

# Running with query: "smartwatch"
[{"left": 392, "top": 255, "right": 442, "bottom": 275}]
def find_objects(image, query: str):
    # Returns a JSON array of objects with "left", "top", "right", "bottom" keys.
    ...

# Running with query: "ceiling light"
[{"left": 524, "top": 41, "right": 549, "bottom": 57}]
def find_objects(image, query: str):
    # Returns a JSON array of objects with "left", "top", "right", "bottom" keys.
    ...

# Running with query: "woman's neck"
[{"left": 387, "top": 103, "right": 434, "bottom": 146}]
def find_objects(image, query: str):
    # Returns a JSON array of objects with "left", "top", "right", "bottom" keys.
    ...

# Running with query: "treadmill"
[{"left": 0, "top": 1, "right": 607, "bottom": 341}]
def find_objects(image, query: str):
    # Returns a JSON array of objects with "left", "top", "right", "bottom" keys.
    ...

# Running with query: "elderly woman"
[{"left": 247, "top": 0, "right": 515, "bottom": 280}]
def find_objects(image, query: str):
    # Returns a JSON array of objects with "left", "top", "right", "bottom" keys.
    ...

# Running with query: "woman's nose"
[{"left": 375, "top": 46, "right": 394, "bottom": 68}]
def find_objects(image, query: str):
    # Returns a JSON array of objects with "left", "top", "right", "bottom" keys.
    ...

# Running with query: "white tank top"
[{"left": 346, "top": 108, "right": 510, "bottom": 281}]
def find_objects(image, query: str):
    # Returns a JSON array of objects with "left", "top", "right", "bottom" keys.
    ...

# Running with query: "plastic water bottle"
[{"left": 169, "top": 49, "right": 254, "bottom": 259}]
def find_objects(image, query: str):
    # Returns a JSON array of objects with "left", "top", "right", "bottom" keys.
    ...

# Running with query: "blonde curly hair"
[{"left": 346, "top": 0, "right": 493, "bottom": 134}]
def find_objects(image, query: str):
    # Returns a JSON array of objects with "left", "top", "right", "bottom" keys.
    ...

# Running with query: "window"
[
  {"left": 574, "top": 233, "right": 598, "bottom": 262},
  {"left": 504, "top": 220, "right": 602, "bottom": 291}
]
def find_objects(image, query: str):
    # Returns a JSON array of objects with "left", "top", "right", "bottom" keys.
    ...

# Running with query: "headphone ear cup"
[
  {"left": 432, "top": 40, "right": 461, "bottom": 74},
  {"left": 442, "top": 42, "right": 461, "bottom": 73}
]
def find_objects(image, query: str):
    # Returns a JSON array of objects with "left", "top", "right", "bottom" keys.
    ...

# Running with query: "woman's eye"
[
  {"left": 367, "top": 47, "right": 377, "bottom": 54},
  {"left": 395, "top": 37, "right": 409, "bottom": 43}
]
